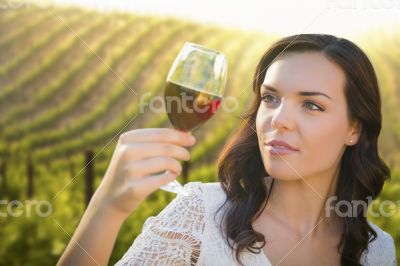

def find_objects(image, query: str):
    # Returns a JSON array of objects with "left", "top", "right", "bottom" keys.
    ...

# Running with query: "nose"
[{"left": 270, "top": 100, "right": 294, "bottom": 131}]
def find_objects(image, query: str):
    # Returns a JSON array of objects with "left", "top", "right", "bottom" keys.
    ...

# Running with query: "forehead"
[{"left": 261, "top": 52, "right": 346, "bottom": 98}]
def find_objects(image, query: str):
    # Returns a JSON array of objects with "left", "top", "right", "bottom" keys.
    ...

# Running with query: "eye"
[
  {"left": 261, "top": 94, "right": 324, "bottom": 112},
  {"left": 261, "top": 94, "right": 278, "bottom": 104},
  {"left": 303, "top": 101, "right": 324, "bottom": 112}
]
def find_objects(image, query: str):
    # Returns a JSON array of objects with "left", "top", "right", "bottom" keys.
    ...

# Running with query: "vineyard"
[{"left": 0, "top": 4, "right": 398, "bottom": 265}]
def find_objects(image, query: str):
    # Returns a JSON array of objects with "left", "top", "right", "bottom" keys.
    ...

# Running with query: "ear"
[{"left": 347, "top": 121, "right": 362, "bottom": 146}]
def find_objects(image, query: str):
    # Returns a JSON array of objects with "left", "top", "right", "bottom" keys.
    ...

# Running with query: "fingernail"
[{"left": 188, "top": 135, "right": 196, "bottom": 143}]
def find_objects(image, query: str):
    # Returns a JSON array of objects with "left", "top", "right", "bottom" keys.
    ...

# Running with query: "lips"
[
  {"left": 265, "top": 140, "right": 298, "bottom": 156},
  {"left": 265, "top": 139, "right": 298, "bottom": 151}
]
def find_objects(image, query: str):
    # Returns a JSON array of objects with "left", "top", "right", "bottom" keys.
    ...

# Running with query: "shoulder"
[
  {"left": 178, "top": 181, "right": 226, "bottom": 200},
  {"left": 133, "top": 183, "right": 217, "bottom": 248},
  {"left": 141, "top": 182, "right": 225, "bottom": 230},
  {"left": 361, "top": 221, "right": 397, "bottom": 266},
  {"left": 180, "top": 181, "right": 227, "bottom": 208},
  {"left": 166, "top": 182, "right": 228, "bottom": 222},
  {"left": 114, "top": 183, "right": 219, "bottom": 265}
]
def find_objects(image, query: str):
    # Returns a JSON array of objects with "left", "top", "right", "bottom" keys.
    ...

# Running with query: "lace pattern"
[
  {"left": 115, "top": 183, "right": 205, "bottom": 265},
  {"left": 115, "top": 182, "right": 397, "bottom": 266}
]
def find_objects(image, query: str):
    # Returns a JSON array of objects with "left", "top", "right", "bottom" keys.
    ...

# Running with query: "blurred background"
[{"left": 0, "top": 0, "right": 399, "bottom": 265}]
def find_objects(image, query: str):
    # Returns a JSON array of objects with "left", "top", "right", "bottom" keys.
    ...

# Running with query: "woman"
[{"left": 58, "top": 34, "right": 397, "bottom": 265}]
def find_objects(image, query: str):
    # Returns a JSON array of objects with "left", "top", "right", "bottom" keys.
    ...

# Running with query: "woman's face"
[{"left": 256, "top": 52, "right": 360, "bottom": 181}]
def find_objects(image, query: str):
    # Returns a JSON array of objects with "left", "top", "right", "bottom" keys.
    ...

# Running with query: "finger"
[
  {"left": 122, "top": 156, "right": 183, "bottom": 177},
  {"left": 120, "top": 143, "right": 191, "bottom": 161},
  {"left": 118, "top": 128, "right": 196, "bottom": 146},
  {"left": 126, "top": 171, "right": 178, "bottom": 194},
  {"left": 140, "top": 171, "right": 179, "bottom": 189}
]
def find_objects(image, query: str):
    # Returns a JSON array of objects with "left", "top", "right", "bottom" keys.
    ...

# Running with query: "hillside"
[{"left": 0, "top": 5, "right": 398, "bottom": 265}]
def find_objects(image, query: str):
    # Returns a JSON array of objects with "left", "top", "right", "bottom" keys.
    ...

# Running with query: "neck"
[{"left": 264, "top": 169, "right": 342, "bottom": 238}]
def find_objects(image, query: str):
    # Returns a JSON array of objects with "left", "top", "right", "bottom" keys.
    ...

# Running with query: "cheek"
[
  {"left": 301, "top": 113, "right": 348, "bottom": 170},
  {"left": 256, "top": 111, "right": 261, "bottom": 134},
  {"left": 305, "top": 114, "right": 347, "bottom": 149},
  {"left": 256, "top": 107, "right": 270, "bottom": 149},
  {"left": 256, "top": 105, "right": 268, "bottom": 136}
]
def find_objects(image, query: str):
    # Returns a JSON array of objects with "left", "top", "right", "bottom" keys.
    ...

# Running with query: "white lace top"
[{"left": 115, "top": 182, "right": 397, "bottom": 266}]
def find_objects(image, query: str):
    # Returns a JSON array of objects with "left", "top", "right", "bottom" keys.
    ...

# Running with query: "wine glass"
[{"left": 160, "top": 42, "right": 227, "bottom": 194}]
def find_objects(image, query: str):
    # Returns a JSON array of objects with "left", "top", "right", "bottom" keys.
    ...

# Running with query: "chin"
[
  {"left": 264, "top": 163, "right": 301, "bottom": 181},
  {"left": 268, "top": 174, "right": 300, "bottom": 181}
]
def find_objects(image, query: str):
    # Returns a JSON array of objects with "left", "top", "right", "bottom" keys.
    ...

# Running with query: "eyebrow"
[{"left": 261, "top": 84, "right": 332, "bottom": 101}]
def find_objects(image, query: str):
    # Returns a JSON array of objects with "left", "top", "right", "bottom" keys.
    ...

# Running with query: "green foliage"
[{"left": 0, "top": 5, "right": 399, "bottom": 266}]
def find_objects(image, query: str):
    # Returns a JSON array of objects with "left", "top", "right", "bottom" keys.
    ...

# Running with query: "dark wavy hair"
[{"left": 216, "top": 34, "right": 391, "bottom": 265}]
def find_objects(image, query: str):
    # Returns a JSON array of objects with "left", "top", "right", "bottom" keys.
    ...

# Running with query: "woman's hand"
[
  {"left": 90, "top": 128, "right": 196, "bottom": 220},
  {"left": 57, "top": 128, "right": 196, "bottom": 266}
]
